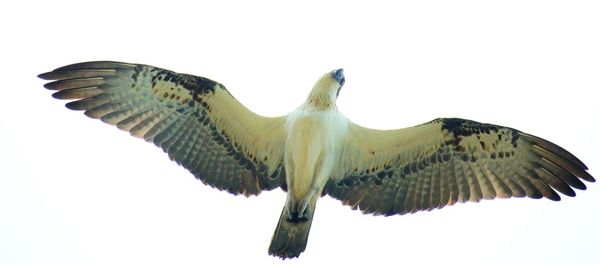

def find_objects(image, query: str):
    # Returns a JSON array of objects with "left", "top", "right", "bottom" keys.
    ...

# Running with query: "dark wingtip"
[
  {"left": 548, "top": 193, "right": 562, "bottom": 201},
  {"left": 588, "top": 176, "right": 596, "bottom": 183},
  {"left": 520, "top": 132, "right": 589, "bottom": 171},
  {"left": 562, "top": 187, "right": 577, "bottom": 197},
  {"left": 38, "top": 71, "right": 54, "bottom": 80},
  {"left": 51, "top": 91, "right": 62, "bottom": 99},
  {"left": 579, "top": 171, "right": 595, "bottom": 183},
  {"left": 65, "top": 100, "right": 87, "bottom": 111}
]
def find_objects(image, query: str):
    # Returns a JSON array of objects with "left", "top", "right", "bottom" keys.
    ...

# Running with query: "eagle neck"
[{"left": 305, "top": 91, "right": 336, "bottom": 111}]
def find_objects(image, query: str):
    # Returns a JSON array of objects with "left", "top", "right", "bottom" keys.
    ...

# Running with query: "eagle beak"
[{"left": 333, "top": 68, "right": 345, "bottom": 86}]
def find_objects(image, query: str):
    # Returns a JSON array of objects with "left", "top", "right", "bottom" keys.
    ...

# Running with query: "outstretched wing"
[
  {"left": 327, "top": 118, "right": 594, "bottom": 215},
  {"left": 39, "top": 61, "right": 286, "bottom": 196}
]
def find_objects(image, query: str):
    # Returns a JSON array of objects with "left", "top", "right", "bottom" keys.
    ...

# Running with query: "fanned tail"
[{"left": 268, "top": 206, "right": 315, "bottom": 259}]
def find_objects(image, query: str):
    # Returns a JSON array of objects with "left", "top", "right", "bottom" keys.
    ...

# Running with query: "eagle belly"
[{"left": 284, "top": 109, "right": 349, "bottom": 201}]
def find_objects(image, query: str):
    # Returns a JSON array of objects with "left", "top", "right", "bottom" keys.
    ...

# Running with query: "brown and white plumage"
[
  {"left": 39, "top": 61, "right": 594, "bottom": 259},
  {"left": 39, "top": 61, "right": 287, "bottom": 196},
  {"left": 329, "top": 119, "right": 594, "bottom": 216}
]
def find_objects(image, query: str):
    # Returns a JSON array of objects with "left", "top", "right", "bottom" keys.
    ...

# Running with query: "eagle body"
[
  {"left": 39, "top": 62, "right": 595, "bottom": 259},
  {"left": 270, "top": 75, "right": 350, "bottom": 257},
  {"left": 284, "top": 107, "right": 348, "bottom": 202}
]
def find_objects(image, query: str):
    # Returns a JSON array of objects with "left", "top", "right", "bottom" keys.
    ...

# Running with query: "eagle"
[{"left": 39, "top": 61, "right": 594, "bottom": 259}]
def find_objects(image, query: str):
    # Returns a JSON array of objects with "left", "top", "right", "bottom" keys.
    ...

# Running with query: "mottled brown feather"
[
  {"left": 326, "top": 118, "right": 594, "bottom": 215},
  {"left": 39, "top": 61, "right": 287, "bottom": 196}
]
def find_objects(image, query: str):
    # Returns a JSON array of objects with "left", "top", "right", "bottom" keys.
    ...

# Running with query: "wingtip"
[
  {"left": 38, "top": 71, "right": 54, "bottom": 80},
  {"left": 54, "top": 61, "right": 137, "bottom": 71},
  {"left": 573, "top": 165, "right": 595, "bottom": 182},
  {"left": 587, "top": 175, "right": 596, "bottom": 183},
  {"left": 520, "top": 132, "right": 589, "bottom": 171},
  {"left": 38, "top": 61, "right": 136, "bottom": 82},
  {"left": 547, "top": 193, "right": 562, "bottom": 202},
  {"left": 51, "top": 91, "right": 63, "bottom": 99}
]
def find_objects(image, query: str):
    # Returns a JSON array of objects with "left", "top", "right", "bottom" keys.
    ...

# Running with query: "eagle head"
[{"left": 306, "top": 68, "right": 345, "bottom": 109}]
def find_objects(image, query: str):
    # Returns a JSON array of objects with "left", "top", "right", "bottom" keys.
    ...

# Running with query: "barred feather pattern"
[
  {"left": 39, "top": 61, "right": 286, "bottom": 196},
  {"left": 327, "top": 118, "right": 594, "bottom": 215}
]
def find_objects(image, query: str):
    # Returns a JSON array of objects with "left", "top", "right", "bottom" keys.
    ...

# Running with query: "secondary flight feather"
[{"left": 39, "top": 61, "right": 594, "bottom": 259}]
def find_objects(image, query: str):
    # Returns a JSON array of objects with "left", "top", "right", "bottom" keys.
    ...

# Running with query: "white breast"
[
  {"left": 283, "top": 108, "right": 349, "bottom": 198},
  {"left": 285, "top": 108, "right": 349, "bottom": 153}
]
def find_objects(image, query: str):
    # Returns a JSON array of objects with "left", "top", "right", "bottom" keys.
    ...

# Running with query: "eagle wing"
[
  {"left": 327, "top": 118, "right": 594, "bottom": 215},
  {"left": 39, "top": 61, "right": 286, "bottom": 196}
]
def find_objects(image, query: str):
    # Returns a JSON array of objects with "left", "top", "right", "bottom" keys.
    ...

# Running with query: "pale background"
[{"left": 1, "top": 1, "right": 599, "bottom": 263}]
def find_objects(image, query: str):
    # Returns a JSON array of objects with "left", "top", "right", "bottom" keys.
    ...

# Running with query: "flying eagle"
[{"left": 39, "top": 61, "right": 594, "bottom": 259}]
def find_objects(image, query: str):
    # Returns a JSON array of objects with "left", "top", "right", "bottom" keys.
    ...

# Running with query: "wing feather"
[
  {"left": 116, "top": 108, "right": 158, "bottom": 131},
  {"left": 492, "top": 159, "right": 524, "bottom": 198},
  {"left": 420, "top": 165, "right": 433, "bottom": 210},
  {"left": 486, "top": 162, "right": 512, "bottom": 198},
  {"left": 326, "top": 118, "right": 594, "bottom": 215},
  {"left": 472, "top": 162, "right": 496, "bottom": 200},
  {"left": 437, "top": 162, "right": 449, "bottom": 208},
  {"left": 446, "top": 161, "right": 460, "bottom": 206},
  {"left": 403, "top": 169, "right": 418, "bottom": 213},
  {"left": 413, "top": 167, "right": 426, "bottom": 211},
  {"left": 39, "top": 61, "right": 286, "bottom": 196},
  {"left": 429, "top": 163, "right": 442, "bottom": 210}
]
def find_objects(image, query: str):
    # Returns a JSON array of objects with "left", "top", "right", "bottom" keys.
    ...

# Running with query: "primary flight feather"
[{"left": 39, "top": 61, "right": 594, "bottom": 259}]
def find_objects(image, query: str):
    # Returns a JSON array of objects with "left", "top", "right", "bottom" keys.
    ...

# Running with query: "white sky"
[{"left": 1, "top": 1, "right": 599, "bottom": 263}]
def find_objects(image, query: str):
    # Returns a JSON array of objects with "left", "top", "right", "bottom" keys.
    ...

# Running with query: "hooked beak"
[{"left": 332, "top": 68, "right": 345, "bottom": 86}]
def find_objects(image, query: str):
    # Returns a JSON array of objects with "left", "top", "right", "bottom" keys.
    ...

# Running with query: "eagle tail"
[{"left": 268, "top": 205, "right": 315, "bottom": 259}]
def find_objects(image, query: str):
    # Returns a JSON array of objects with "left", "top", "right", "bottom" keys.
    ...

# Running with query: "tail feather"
[{"left": 268, "top": 207, "right": 314, "bottom": 259}]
